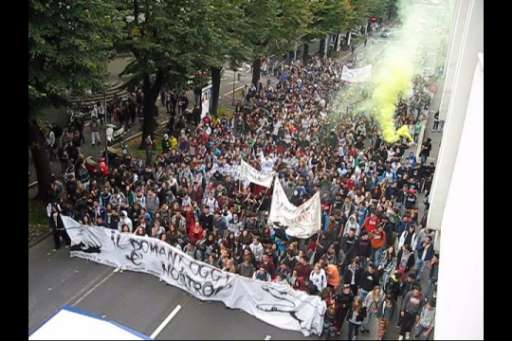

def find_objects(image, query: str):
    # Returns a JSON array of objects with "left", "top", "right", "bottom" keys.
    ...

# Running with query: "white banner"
[
  {"left": 268, "top": 179, "right": 322, "bottom": 239},
  {"left": 61, "top": 216, "right": 325, "bottom": 336},
  {"left": 201, "top": 84, "right": 212, "bottom": 119},
  {"left": 341, "top": 64, "right": 372, "bottom": 82},
  {"left": 239, "top": 160, "right": 275, "bottom": 188}
]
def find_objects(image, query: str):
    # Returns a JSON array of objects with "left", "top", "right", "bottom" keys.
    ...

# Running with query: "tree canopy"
[{"left": 29, "top": 0, "right": 122, "bottom": 113}]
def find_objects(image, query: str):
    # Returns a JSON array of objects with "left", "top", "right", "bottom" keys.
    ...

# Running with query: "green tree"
[
  {"left": 198, "top": 0, "right": 249, "bottom": 116},
  {"left": 243, "top": 0, "right": 311, "bottom": 86},
  {"left": 29, "top": 0, "right": 121, "bottom": 202},
  {"left": 118, "top": 0, "right": 208, "bottom": 146},
  {"left": 302, "top": 0, "right": 353, "bottom": 61}
]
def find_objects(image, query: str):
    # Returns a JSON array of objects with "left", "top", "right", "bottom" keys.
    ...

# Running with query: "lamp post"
[{"left": 232, "top": 69, "right": 239, "bottom": 106}]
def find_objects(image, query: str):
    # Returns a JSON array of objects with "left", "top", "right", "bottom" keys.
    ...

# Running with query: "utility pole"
[
  {"left": 232, "top": 69, "right": 236, "bottom": 106},
  {"left": 104, "top": 88, "right": 108, "bottom": 166}
]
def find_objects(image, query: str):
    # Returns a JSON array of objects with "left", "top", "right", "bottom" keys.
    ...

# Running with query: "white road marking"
[
  {"left": 264, "top": 335, "right": 272, "bottom": 340},
  {"left": 150, "top": 305, "right": 182, "bottom": 339},
  {"left": 69, "top": 270, "right": 117, "bottom": 306}
]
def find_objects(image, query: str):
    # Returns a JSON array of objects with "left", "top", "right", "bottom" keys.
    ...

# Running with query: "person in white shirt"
[
  {"left": 250, "top": 236, "right": 264, "bottom": 263},
  {"left": 309, "top": 263, "right": 327, "bottom": 294},
  {"left": 118, "top": 210, "right": 133, "bottom": 232},
  {"left": 202, "top": 194, "right": 218, "bottom": 214}
]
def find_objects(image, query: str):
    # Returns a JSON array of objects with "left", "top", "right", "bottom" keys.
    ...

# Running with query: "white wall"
[
  {"left": 434, "top": 52, "right": 483, "bottom": 340},
  {"left": 427, "top": 0, "right": 483, "bottom": 234}
]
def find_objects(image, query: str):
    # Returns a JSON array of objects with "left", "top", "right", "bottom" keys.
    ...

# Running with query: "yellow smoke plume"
[{"left": 371, "top": 55, "right": 414, "bottom": 144}]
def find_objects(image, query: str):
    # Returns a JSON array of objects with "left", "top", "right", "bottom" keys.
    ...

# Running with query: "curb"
[{"left": 29, "top": 230, "right": 51, "bottom": 248}]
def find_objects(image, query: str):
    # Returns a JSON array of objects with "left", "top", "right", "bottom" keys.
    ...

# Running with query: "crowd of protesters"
[{"left": 46, "top": 54, "right": 438, "bottom": 340}]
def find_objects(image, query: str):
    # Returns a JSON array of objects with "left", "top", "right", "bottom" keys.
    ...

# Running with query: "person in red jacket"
[
  {"left": 363, "top": 212, "right": 380, "bottom": 234},
  {"left": 370, "top": 225, "right": 387, "bottom": 266},
  {"left": 293, "top": 255, "right": 312, "bottom": 283},
  {"left": 98, "top": 157, "right": 109, "bottom": 177},
  {"left": 345, "top": 176, "right": 356, "bottom": 192},
  {"left": 188, "top": 221, "right": 205, "bottom": 245}
]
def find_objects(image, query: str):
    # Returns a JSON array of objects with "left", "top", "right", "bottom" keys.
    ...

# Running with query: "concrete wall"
[
  {"left": 427, "top": 0, "right": 482, "bottom": 235},
  {"left": 434, "top": 51, "right": 483, "bottom": 340}
]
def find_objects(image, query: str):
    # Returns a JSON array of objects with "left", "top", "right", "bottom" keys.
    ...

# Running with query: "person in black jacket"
[
  {"left": 343, "top": 257, "right": 363, "bottom": 295},
  {"left": 354, "top": 232, "right": 372, "bottom": 269},
  {"left": 198, "top": 207, "right": 214, "bottom": 232},
  {"left": 48, "top": 203, "right": 70, "bottom": 250},
  {"left": 396, "top": 244, "right": 416, "bottom": 281},
  {"left": 336, "top": 283, "right": 355, "bottom": 333},
  {"left": 347, "top": 296, "right": 366, "bottom": 340},
  {"left": 340, "top": 228, "right": 357, "bottom": 268},
  {"left": 358, "top": 263, "right": 380, "bottom": 303}
]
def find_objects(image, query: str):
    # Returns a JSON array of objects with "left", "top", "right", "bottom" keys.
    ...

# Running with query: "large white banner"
[
  {"left": 61, "top": 216, "right": 325, "bottom": 336},
  {"left": 268, "top": 179, "right": 322, "bottom": 239},
  {"left": 239, "top": 160, "right": 274, "bottom": 188},
  {"left": 341, "top": 64, "right": 372, "bottom": 82}
]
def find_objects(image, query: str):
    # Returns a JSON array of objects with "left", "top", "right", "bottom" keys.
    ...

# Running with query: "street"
[
  {"left": 30, "top": 234, "right": 410, "bottom": 340},
  {"left": 29, "top": 35, "right": 432, "bottom": 340}
]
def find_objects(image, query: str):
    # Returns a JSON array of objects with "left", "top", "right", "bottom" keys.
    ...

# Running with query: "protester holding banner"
[{"left": 53, "top": 53, "right": 437, "bottom": 339}]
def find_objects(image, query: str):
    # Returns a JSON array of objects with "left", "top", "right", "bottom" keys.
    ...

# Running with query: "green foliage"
[
  {"left": 28, "top": 198, "right": 48, "bottom": 226},
  {"left": 303, "top": 0, "right": 353, "bottom": 41},
  {"left": 118, "top": 0, "right": 208, "bottom": 91},
  {"left": 350, "top": 0, "right": 396, "bottom": 25},
  {"left": 29, "top": 0, "right": 123, "bottom": 112}
]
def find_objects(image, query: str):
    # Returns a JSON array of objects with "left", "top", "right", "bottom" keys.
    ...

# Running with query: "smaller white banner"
[
  {"left": 201, "top": 84, "right": 212, "bottom": 118},
  {"left": 341, "top": 64, "right": 372, "bottom": 82},
  {"left": 239, "top": 160, "right": 274, "bottom": 188},
  {"left": 268, "top": 179, "right": 321, "bottom": 239}
]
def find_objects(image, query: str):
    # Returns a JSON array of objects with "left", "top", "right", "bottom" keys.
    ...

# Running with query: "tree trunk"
[
  {"left": 193, "top": 86, "right": 201, "bottom": 107},
  {"left": 319, "top": 38, "right": 325, "bottom": 57},
  {"left": 29, "top": 119, "right": 50, "bottom": 203},
  {"left": 251, "top": 57, "right": 261, "bottom": 87},
  {"left": 334, "top": 33, "right": 340, "bottom": 54},
  {"left": 303, "top": 43, "right": 309, "bottom": 63},
  {"left": 210, "top": 67, "right": 221, "bottom": 116},
  {"left": 140, "top": 71, "right": 164, "bottom": 149}
]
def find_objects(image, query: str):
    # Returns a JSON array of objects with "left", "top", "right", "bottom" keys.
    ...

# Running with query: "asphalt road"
[
  {"left": 28, "top": 235, "right": 316, "bottom": 340},
  {"left": 30, "top": 233, "right": 406, "bottom": 340}
]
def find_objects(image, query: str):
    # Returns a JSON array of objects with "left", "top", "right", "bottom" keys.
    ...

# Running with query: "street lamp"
[{"left": 232, "top": 69, "right": 236, "bottom": 106}]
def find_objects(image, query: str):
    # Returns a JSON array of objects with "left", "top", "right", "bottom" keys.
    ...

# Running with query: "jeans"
[
  {"left": 348, "top": 322, "right": 360, "bottom": 340},
  {"left": 415, "top": 259, "right": 426, "bottom": 281},
  {"left": 415, "top": 324, "right": 432, "bottom": 340},
  {"left": 359, "top": 288, "right": 369, "bottom": 303},
  {"left": 374, "top": 248, "right": 384, "bottom": 267},
  {"left": 361, "top": 311, "right": 375, "bottom": 332}
]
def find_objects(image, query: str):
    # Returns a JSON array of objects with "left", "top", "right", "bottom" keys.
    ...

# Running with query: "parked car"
[{"left": 381, "top": 29, "right": 392, "bottom": 38}]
